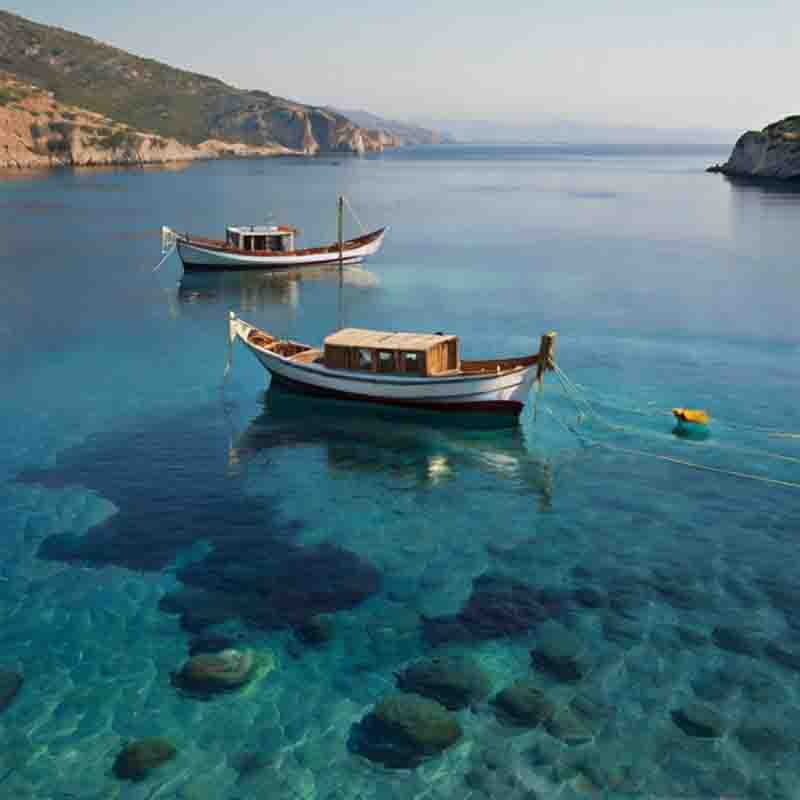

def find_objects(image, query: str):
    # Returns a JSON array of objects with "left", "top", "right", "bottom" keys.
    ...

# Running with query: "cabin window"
[
  {"left": 356, "top": 348, "right": 373, "bottom": 370},
  {"left": 243, "top": 236, "right": 252, "bottom": 251},
  {"left": 404, "top": 352, "right": 421, "bottom": 373},
  {"left": 377, "top": 351, "right": 395, "bottom": 373},
  {"left": 269, "top": 235, "right": 283, "bottom": 251},
  {"left": 229, "top": 233, "right": 239, "bottom": 247},
  {"left": 254, "top": 235, "right": 266, "bottom": 250}
]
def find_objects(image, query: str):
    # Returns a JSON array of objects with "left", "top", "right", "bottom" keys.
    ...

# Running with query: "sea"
[{"left": 1, "top": 144, "right": 799, "bottom": 799}]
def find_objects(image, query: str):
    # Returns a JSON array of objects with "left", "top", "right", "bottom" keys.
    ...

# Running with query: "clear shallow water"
[{"left": 1, "top": 146, "right": 799, "bottom": 798}]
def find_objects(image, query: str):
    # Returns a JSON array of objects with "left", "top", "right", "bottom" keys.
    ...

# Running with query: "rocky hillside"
[
  {"left": 335, "top": 109, "right": 453, "bottom": 146},
  {"left": 0, "top": 74, "right": 297, "bottom": 168},
  {"left": 709, "top": 116, "right": 800, "bottom": 180},
  {"left": 0, "top": 10, "right": 389, "bottom": 156}
]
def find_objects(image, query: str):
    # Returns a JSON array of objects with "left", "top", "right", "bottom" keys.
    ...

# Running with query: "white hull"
[
  {"left": 231, "top": 318, "right": 539, "bottom": 416},
  {"left": 177, "top": 228, "right": 385, "bottom": 271}
]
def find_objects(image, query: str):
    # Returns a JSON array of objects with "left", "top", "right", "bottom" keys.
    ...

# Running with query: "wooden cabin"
[
  {"left": 225, "top": 225, "right": 297, "bottom": 252},
  {"left": 323, "top": 329, "right": 460, "bottom": 376}
]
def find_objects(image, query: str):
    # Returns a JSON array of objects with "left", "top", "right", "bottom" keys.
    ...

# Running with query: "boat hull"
[
  {"left": 241, "top": 335, "right": 538, "bottom": 419},
  {"left": 177, "top": 228, "right": 385, "bottom": 271}
]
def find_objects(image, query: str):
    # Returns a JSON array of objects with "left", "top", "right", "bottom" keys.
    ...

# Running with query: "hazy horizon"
[{"left": 4, "top": 2, "right": 797, "bottom": 134}]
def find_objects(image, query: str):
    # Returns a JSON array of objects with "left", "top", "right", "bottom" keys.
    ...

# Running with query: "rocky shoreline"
[{"left": 708, "top": 115, "right": 800, "bottom": 180}]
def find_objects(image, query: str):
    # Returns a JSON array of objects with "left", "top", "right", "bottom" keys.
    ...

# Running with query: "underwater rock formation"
[
  {"left": 671, "top": 702, "right": 724, "bottom": 739},
  {"left": 396, "top": 654, "right": 490, "bottom": 710},
  {"left": 531, "top": 620, "right": 592, "bottom": 682},
  {"left": 492, "top": 679, "right": 554, "bottom": 726},
  {"left": 113, "top": 738, "right": 177, "bottom": 781},
  {"left": 0, "top": 669, "right": 22, "bottom": 713},
  {"left": 174, "top": 649, "right": 257, "bottom": 697},
  {"left": 349, "top": 693, "right": 462, "bottom": 768}
]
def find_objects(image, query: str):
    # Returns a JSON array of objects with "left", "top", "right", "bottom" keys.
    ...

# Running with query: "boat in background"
[
  {"left": 228, "top": 313, "right": 557, "bottom": 422},
  {"left": 162, "top": 196, "right": 386, "bottom": 271}
]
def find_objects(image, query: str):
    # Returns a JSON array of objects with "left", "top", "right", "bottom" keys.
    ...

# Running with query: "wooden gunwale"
[{"left": 245, "top": 327, "right": 540, "bottom": 380}]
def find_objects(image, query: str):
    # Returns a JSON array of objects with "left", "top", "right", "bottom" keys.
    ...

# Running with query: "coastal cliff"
[
  {"left": 0, "top": 10, "right": 440, "bottom": 166},
  {"left": 0, "top": 76, "right": 295, "bottom": 168},
  {"left": 709, "top": 116, "right": 800, "bottom": 180}
]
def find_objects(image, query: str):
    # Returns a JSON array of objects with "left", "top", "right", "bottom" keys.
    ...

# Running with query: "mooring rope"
[
  {"left": 342, "top": 195, "right": 367, "bottom": 235},
  {"left": 543, "top": 406, "right": 800, "bottom": 491},
  {"left": 552, "top": 364, "right": 800, "bottom": 464},
  {"left": 555, "top": 367, "right": 800, "bottom": 440},
  {"left": 544, "top": 363, "right": 800, "bottom": 490}
]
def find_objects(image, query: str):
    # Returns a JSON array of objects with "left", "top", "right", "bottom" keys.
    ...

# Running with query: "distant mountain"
[
  {"left": 334, "top": 109, "right": 455, "bottom": 146},
  {"left": 412, "top": 117, "right": 738, "bottom": 146},
  {"left": 0, "top": 10, "right": 392, "bottom": 155}
]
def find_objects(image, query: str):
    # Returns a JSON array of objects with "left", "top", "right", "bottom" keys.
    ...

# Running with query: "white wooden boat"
[
  {"left": 162, "top": 197, "right": 386, "bottom": 271},
  {"left": 228, "top": 313, "right": 557, "bottom": 419}
]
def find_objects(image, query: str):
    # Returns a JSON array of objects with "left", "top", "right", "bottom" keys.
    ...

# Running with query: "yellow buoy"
[{"left": 672, "top": 408, "right": 711, "bottom": 426}]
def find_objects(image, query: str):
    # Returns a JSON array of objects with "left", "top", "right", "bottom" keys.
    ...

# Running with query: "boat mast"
[{"left": 337, "top": 195, "right": 344, "bottom": 330}]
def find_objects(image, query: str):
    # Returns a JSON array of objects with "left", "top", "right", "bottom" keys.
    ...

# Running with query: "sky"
[{"left": 5, "top": 1, "right": 798, "bottom": 132}]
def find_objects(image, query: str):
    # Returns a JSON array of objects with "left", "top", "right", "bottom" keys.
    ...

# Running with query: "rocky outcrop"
[{"left": 709, "top": 116, "right": 800, "bottom": 179}]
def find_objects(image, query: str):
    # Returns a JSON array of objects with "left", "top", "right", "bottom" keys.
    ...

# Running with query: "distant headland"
[
  {"left": 0, "top": 10, "right": 445, "bottom": 169},
  {"left": 707, "top": 116, "right": 800, "bottom": 180}
]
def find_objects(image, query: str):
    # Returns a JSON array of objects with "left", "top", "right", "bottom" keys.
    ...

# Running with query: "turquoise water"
[{"left": 1, "top": 146, "right": 799, "bottom": 798}]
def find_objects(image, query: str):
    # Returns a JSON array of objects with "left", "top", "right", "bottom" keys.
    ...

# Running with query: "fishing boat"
[
  {"left": 161, "top": 197, "right": 386, "bottom": 271},
  {"left": 227, "top": 312, "right": 557, "bottom": 420}
]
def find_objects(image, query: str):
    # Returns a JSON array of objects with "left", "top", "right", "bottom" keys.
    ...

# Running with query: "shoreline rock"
[{"left": 708, "top": 116, "right": 800, "bottom": 180}]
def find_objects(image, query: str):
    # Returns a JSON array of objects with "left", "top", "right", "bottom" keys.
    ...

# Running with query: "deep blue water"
[{"left": 1, "top": 145, "right": 800, "bottom": 799}]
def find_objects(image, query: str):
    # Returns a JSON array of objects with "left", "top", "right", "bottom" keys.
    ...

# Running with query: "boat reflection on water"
[
  {"left": 228, "top": 385, "right": 554, "bottom": 508},
  {"left": 177, "top": 265, "right": 379, "bottom": 312}
]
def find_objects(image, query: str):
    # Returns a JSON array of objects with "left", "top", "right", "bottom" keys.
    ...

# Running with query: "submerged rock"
[
  {"left": 492, "top": 679, "right": 554, "bottom": 726},
  {"left": 294, "top": 614, "right": 335, "bottom": 645},
  {"left": 712, "top": 625, "right": 763, "bottom": 656},
  {"left": 174, "top": 649, "right": 256, "bottom": 696},
  {"left": 532, "top": 620, "right": 591, "bottom": 682},
  {"left": 396, "top": 655, "right": 490, "bottom": 710},
  {"left": 765, "top": 641, "right": 800, "bottom": 672},
  {"left": 422, "top": 573, "right": 555, "bottom": 645},
  {"left": 113, "top": 737, "right": 177, "bottom": 781},
  {"left": 0, "top": 670, "right": 23, "bottom": 713},
  {"left": 545, "top": 705, "right": 594, "bottom": 745},
  {"left": 736, "top": 720, "right": 792, "bottom": 758},
  {"left": 349, "top": 693, "right": 462, "bottom": 768},
  {"left": 671, "top": 702, "right": 723, "bottom": 738}
]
